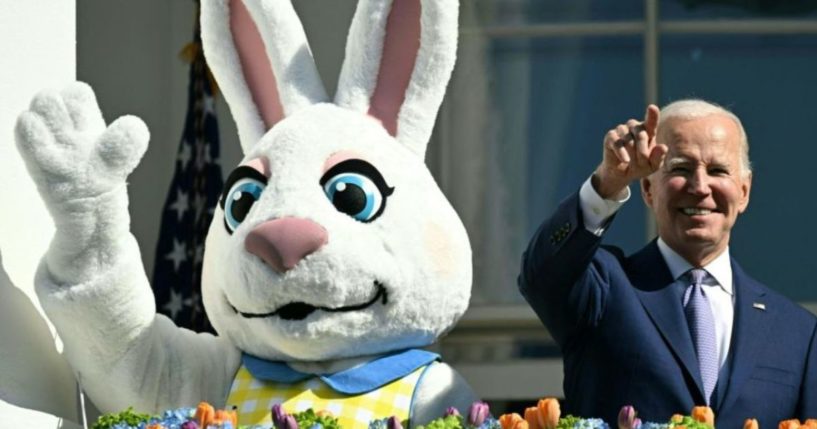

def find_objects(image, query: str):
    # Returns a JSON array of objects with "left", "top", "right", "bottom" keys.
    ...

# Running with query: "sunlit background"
[{"left": 76, "top": 0, "right": 817, "bottom": 415}]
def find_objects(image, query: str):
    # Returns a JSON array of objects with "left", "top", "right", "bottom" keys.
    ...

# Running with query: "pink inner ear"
[
  {"left": 230, "top": 0, "right": 285, "bottom": 129},
  {"left": 367, "top": 0, "right": 421, "bottom": 137},
  {"left": 243, "top": 157, "right": 271, "bottom": 177}
]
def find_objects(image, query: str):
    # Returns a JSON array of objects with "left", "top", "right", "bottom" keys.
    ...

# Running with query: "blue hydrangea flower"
[
  {"left": 477, "top": 417, "right": 502, "bottom": 429},
  {"left": 368, "top": 417, "right": 391, "bottom": 429},
  {"left": 572, "top": 418, "right": 610, "bottom": 429},
  {"left": 640, "top": 423, "right": 672, "bottom": 429}
]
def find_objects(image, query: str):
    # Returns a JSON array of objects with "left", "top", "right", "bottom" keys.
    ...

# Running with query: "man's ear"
[
  {"left": 641, "top": 176, "right": 654, "bottom": 208},
  {"left": 738, "top": 171, "right": 752, "bottom": 213}
]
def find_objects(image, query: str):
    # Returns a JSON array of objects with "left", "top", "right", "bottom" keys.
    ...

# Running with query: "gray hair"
[{"left": 658, "top": 99, "right": 752, "bottom": 176}]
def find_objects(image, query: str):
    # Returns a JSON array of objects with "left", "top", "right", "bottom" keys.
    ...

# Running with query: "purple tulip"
[
  {"left": 284, "top": 415, "right": 299, "bottom": 429},
  {"left": 181, "top": 422, "right": 199, "bottom": 429},
  {"left": 445, "top": 407, "right": 461, "bottom": 417},
  {"left": 387, "top": 416, "right": 404, "bottom": 429},
  {"left": 272, "top": 404, "right": 287, "bottom": 425},
  {"left": 468, "top": 402, "right": 490, "bottom": 427},
  {"left": 272, "top": 404, "right": 299, "bottom": 429},
  {"left": 618, "top": 406, "right": 637, "bottom": 429}
]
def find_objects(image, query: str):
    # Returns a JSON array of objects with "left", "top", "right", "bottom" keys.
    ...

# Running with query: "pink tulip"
[
  {"left": 445, "top": 407, "right": 461, "bottom": 417},
  {"left": 468, "top": 401, "right": 490, "bottom": 427},
  {"left": 618, "top": 406, "right": 637, "bottom": 429}
]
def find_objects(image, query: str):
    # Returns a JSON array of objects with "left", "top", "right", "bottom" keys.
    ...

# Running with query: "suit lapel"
[
  {"left": 630, "top": 241, "right": 706, "bottom": 401},
  {"left": 719, "top": 260, "right": 770, "bottom": 412}
]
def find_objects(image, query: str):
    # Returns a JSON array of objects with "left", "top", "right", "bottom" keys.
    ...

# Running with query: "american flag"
[{"left": 152, "top": 8, "right": 222, "bottom": 333}]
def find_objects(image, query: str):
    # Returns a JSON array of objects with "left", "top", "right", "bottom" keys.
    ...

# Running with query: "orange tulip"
[
  {"left": 215, "top": 409, "right": 237, "bottom": 426},
  {"left": 779, "top": 419, "right": 802, "bottom": 429},
  {"left": 804, "top": 420, "right": 817, "bottom": 429},
  {"left": 743, "top": 419, "right": 759, "bottom": 429},
  {"left": 145, "top": 425, "right": 165, "bottom": 429},
  {"left": 524, "top": 407, "right": 543, "bottom": 429},
  {"left": 196, "top": 402, "right": 215, "bottom": 427},
  {"left": 671, "top": 415, "right": 685, "bottom": 424},
  {"left": 500, "top": 413, "right": 530, "bottom": 429},
  {"left": 691, "top": 406, "right": 714, "bottom": 426},
  {"left": 536, "top": 398, "right": 561, "bottom": 429}
]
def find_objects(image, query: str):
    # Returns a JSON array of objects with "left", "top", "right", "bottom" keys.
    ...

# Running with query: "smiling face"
[
  {"left": 641, "top": 114, "right": 752, "bottom": 266},
  {"left": 201, "top": 105, "right": 472, "bottom": 362}
]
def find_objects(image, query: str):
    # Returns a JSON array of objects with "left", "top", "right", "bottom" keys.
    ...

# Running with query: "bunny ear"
[
  {"left": 201, "top": 0, "right": 329, "bottom": 153},
  {"left": 334, "top": 0, "right": 459, "bottom": 159}
]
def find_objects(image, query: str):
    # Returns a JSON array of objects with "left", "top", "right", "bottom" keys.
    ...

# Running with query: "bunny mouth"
[{"left": 229, "top": 282, "right": 388, "bottom": 321}]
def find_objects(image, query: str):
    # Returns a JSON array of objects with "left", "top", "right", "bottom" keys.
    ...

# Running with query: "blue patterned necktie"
[{"left": 683, "top": 268, "right": 719, "bottom": 405}]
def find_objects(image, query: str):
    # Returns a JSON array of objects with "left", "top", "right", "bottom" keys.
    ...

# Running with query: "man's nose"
[{"left": 687, "top": 169, "right": 711, "bottom": 195}]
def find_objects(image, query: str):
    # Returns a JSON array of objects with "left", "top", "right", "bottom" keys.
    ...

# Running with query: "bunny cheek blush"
[{"left": 19, "top": 0, "right": 479, "bottom": 427}]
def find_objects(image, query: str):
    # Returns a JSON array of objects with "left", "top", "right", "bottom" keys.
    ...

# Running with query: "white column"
[{"left": 0, "top": 1, "right": 82, "bottom": 427}]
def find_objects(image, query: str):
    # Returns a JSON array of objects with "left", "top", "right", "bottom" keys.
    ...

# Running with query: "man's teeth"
[{"left": 682, "top": 208, "right": 712, "bottom": 215}]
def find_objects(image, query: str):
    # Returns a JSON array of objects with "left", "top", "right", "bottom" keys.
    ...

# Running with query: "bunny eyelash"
[
  {"left": 320, "top": 159, "right": 395, "bottom": 223},
  {"left": 220, "top": 165, "right": 269, "bottom": 234}
]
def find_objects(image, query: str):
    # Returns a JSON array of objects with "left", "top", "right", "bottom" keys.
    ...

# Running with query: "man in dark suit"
[{"left": 518, "top": 100, "right": 817, "bottom": 427}]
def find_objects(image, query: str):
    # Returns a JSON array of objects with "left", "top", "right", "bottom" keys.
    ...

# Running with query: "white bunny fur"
[
  {"left": 17, "top": 0, "right": 477, "bottom": 424},
  {"left": 203, "top": 104, "right": 472, "bottom": 361}
]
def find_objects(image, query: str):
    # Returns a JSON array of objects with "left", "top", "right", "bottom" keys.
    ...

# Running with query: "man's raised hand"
[{"left": 593, "top": 104, "right": 667, "bottom": 199}]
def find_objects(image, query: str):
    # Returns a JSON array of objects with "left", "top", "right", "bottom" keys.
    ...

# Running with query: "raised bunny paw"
[{"left": 15, "top": 82, "right": 149, "bottom": 210}]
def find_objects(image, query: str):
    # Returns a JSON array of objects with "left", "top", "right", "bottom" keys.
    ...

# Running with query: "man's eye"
[{"left": 709, "top": 168, "right": 729, "bottom": 176}]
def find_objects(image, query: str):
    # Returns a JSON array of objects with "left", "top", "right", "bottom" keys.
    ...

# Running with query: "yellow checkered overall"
[{"left": 226, "top": 364, "right": 429, "bottom": 428}]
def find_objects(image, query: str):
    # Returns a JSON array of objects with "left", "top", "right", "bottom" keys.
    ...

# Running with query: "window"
[
  {"left": 435, "top": 0, "right": 817, "bottom": 308},
  {"left": 434, "top": 0, "right": 817, "bottom": 404}
]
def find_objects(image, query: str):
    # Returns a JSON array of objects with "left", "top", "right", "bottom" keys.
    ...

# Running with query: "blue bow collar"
[{"left": 242, "top": 349, "right": 440, "bottom": 395}]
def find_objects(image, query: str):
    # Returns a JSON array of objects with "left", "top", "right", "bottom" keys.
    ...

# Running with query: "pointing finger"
[{"left": 643, "top": 104, "right": 660, "bottom": 139}]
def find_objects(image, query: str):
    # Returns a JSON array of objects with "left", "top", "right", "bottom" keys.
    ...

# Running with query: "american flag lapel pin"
[{"left": 753, "top": 302, "right": 766, "bottom": 311}]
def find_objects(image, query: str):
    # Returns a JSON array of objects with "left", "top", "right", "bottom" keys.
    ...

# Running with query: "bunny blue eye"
[
  {"left": 320, "top": 159, "right": 394, "bottom": 223},
  {"left": 220, "top": 166, "right": 268, "bottom": 234}
]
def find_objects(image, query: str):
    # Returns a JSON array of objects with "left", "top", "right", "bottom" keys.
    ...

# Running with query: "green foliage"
[
  {"left": 293, "top": 408, "right": 344, "bottom": 429},
  {"left": 92, "top": 407, "right": 153, "bottom": 429},
  {"left": 669, "top": 416, "right": 714, "bottom": 429},
  {"left": 556, "top": 415, "right": 583, "bottom": 429},
  {"left": 416, "top": 415, "right": 465, "bottom": 429}
]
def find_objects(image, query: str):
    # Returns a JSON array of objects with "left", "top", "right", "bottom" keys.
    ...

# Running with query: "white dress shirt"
[{"left": 578, "top": 177, "right": 735, "bottom": 370}]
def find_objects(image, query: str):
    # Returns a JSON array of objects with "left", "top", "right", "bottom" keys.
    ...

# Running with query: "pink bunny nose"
[{"left": 244, "top": 217, "right": 328, "bottom": 273}]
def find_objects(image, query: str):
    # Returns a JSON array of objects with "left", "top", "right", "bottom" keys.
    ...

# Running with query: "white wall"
[
  {"left": 0, "top": 1, "right": 83, "bottom": 427},
  {"left": 77, "top": 0, "right": 196, "bottom": 276}
]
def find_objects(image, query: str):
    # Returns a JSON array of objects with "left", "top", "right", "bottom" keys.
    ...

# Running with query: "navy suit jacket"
[{"left": 518, "top": 191, "right": 817, "bottom": 427}]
